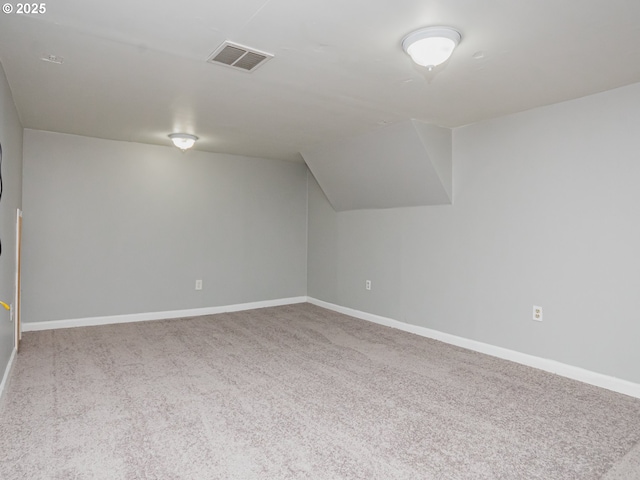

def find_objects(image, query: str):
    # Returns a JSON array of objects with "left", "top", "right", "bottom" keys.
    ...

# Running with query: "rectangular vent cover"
[{"left": 207, "top": 41, "right": 273, "bottom": 72}]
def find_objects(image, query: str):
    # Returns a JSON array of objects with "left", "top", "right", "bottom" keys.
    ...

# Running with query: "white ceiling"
[{"left": 1, "top": 1, "right": 640, "bottom": 162}]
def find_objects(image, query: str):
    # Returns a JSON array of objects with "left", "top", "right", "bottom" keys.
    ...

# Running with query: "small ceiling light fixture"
[
  {"left": 402, "top": 26, "right": 461, "bottom": 70},
  {"left": 168, "top": 133, "right": 198, "bottom": 152},
  {"left": 41, "top": 54, "right": 64, "bottom": 65}
]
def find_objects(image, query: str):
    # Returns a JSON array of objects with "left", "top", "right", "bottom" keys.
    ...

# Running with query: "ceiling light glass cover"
[
  {"left": 402, "top": 27, "right": 461, "bottom": 69},
  {"left": 169, "top": 133, "right": 198, "bottom": 151}
]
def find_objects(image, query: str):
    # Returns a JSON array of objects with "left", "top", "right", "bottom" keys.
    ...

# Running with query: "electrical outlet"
[
  {"left": 195, "top": 279, "right": 203, "bottom": 291},
  {"left": 365, "top": 280, "right": 372, "bottom": 291},
  {"left": 533, "top": 305, "right": 543, "bottom": 322}
]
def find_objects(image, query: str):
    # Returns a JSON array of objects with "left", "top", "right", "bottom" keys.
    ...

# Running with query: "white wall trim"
[
  {"left": 0, "top": 348, "right": 17, "bottom": 403},
  {"left": 22, "top": 296, "right": 308, "bottom": 332},
  {"left": 307, "top": 297, "right": 640, "bottom": 399},
  {"left": 19, "top": 295, "right": 640, "bottom": 399}
]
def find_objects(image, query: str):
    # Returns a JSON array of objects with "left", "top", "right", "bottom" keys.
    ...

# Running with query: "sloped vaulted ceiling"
[
  {"left": 301, "top": 119, "right": 452, "bottom": 211},
  {"left": 1, "top": 2, "right": 640, "bottom": 162}
]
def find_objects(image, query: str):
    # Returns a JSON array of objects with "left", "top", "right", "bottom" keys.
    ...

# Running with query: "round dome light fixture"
[
  {"left": 402, "top": 26, "right": 461, "bottom": 70},
  {"left": 169, "top": 133, "right": 198, "bottom": 152}
]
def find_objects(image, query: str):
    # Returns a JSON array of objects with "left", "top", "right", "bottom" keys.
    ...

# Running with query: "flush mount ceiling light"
[
  {"left": 402, "top": 26, "right": 461, "bottom": 70},
  {"left": 168, "top": 133, "right": 198, "bottom": 152},
  {"left": 41, "top": 54, "right": 64, "bottom": 65}
]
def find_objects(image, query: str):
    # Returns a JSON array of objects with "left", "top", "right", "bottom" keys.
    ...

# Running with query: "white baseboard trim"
[
  {"left": 22, "top": 296, "right": 308, "bottom": 332},
  {"left": 307, "top": 297, "right": 640, "bottom": 399},
  {"left": 0, "top": 348, "right": 17, "bottom": 402}
]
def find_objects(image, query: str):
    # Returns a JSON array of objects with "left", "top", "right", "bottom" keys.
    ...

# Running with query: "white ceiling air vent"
[{"left": 207, "top": 41, "right": 274, "bottom": 72}]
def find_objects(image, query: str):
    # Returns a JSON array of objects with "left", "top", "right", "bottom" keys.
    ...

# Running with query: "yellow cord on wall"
[{"left": 0, "top": 301, "right": 9, "bottom": 310}]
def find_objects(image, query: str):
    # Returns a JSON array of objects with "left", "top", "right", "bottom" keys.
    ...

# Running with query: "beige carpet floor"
[{"left": 1, "top": 303, "right": 639, "bottom": 479}]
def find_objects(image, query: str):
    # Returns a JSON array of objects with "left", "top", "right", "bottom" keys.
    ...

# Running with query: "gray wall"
[
  {"left": 0, "top": 62, "right": 23, "bottom": 372},
  {"left": 302, "top": 120, "right": 452, "bottom": 211},
  {"left": 22, "top": 130, "right": 308, "bottom": 323},
  {"left": 308, "top": 82, "right": 640, "bottom": 384}
]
